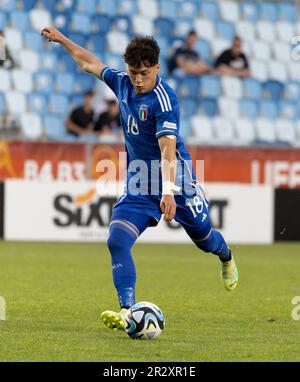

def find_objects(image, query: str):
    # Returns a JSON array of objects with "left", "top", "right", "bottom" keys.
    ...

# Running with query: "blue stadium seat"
[
  {"left": 176, "top": 1, "right": 200, "bottom": 20},
  {"left": 154, "top": 18, "right": 174, "bottom": 37},
  {"left": 40, "top": 52, "right": 58, "bottom": 71},
  {"left": 0, "top": 92, "right": 6, "bottom": 113},
  {"left": 180, "top": 97, "right": 197, "bottom": 118},
  {"left": 11, "top": 10, "right": 29, "bottom": 31},
  {"left": 239, "top": 99, "right": 258, "bottom": 119},
  {"left": 159, "top": 59, "right": 168, "bottom": 78},
  {"left": 49, "top": 94, "right": 70, "bottom": 116},
  {"left": 159, "top": 0, "right": 177, "bottom": 20},
  {"left": 88, "top": 34, "right": 106, "bottom": 55},
  {"left": 0, "top": 0, "right": 15, "bottom": 12},
  {"left": 53, "top": 12, "right": 71, "bottom": 35},
  {"left": 196, "top": 39, "right": 211, "bottom": 63},
  {"left": 174, "top": 19, "right": 193, "bottom": 38},
  {"left": 200, "top": 75, "right": 221, "bottom": 98},
  {"left": 116, "top": 0, "right": 138, "bottom": 16},
  {"left": 260, "top": 100, "right": 278, "bottom": 120},
  {"left": 178, "top": 77, "right": 200, "bottom": 97},
  {"left": 155, "top": 36, "right": 169, "bottom": 59},
  {"left": 263, "top": 80, "right": 284, "bottom": 101},
  {"left": 34, "top": 71, "right": 54, "bottom": 94},
  {"left": 216, "top": 21, "right": 235, "bottom": 41},
  {"left": 58, "top": 0, "right": 76, "bottom": 12},
  {"left": 200, "top": 98, "right": 218, "bottom": 117},
  {"left": 56, "top": 72, "right": 75, "bottom": 95},
  {"left": 285, "top": 81, "right": 300, "bottom": 101},
  {"left": 28, "top": 92, "right": 48, "bottom": 115},
  {"left": 202, "top": 1, "right": 220, "bottom": 22},
  {"left": 105, "top": 53, "right": 125, "bottom": 71},
  {"left": 0, "top": 12, "right": 7, "bottom": 29},
  {"left": 44, "top": 114, "right": 67, "bottom": 141},
  {"left": 72, "top": 13, "right": 92, "bottom": 34},
  {"left": 77, "top": 0, "right": 97, "bottom": 14},
  {"left": 25, "top": 31, "right": 43, "bottom": 51},
  {"left": 40, "top": 0, "right": 57, "bottom": 12},
  {"left": 179, "top": 118, "right": 192, "bottom": 140},
  {"left": 74, "top": 73, "right": 96, "bottom": 93},
  {"left": 279, "top": 3, "right": 297, "bottom": 23},
  {"left": 92, "top": 14, "right": 112, "bottom": 34},
  {"left": 112, "top": 15, "right": 132, "bottom": 35},
  {"left": 70, "top": 94, "right": 84, "bottom": 108},
  {"left": 280, "top": 101, "right": 299, "bottom": 120},
  {"left": 240, "top": 2, "right": 259, "bottom": 22},
  {"left": 97, "top": 0, "right": 118, "bottom": 16},
  {"left": 59, "top": 53, "right": 78, "bottom": 73},
  {"left": 67, "top": 33, "right": 87, "bottom": 48},
  {"left": 243, "top": 78, "right": 262, "bottom": 100},
  {"left": 259, "top": 2, "right": 278, "bottom": 22}
]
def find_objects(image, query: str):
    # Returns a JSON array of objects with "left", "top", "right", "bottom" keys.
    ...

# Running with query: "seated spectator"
[
  {"left": 168, "top": 30, "right": 210, "bottom": 77},
  {"left": 95, "top": 91, "right": 121, "bottom": 137},
  {"left": 214, "top": 36, "right": 251, "bottom": 78},
  {"left": 0, "top": 30, "right": 16, "bottom": 70},
  {"left": 66, "top": 91, "right": 95, "bottom": 137}
]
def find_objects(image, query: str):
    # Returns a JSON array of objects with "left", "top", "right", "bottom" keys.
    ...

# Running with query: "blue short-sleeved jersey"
[{"left": 99, "top": 67, "right": 196, "bottom": 197}]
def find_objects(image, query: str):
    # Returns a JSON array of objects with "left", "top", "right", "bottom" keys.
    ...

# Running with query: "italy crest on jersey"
[{"left": 139, "top": 104, "right": 148, "bottom": 121}]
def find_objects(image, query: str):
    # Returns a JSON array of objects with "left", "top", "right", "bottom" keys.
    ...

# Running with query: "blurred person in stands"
[
  {"left": 168, "top": 30, "right": 210, "bottom": 77},
  {"left": 0, "top": 30, "right": 16, "bottom": 70},
  {"left": 95, "top": 90, "right": 121, "bottom": 137},
  {"left": 214, "top": 36, "right": 251, "bottom": 78},
  {"left": 66, "top": 90, "right": 95, "bottom": 137}
]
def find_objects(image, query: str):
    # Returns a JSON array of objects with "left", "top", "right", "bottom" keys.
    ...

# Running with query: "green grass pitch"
[{"left": 0, "top": 241, "right": 299, "bottom": 362}]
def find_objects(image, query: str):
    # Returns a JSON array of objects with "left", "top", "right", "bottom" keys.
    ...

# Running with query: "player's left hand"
[{"left": 160, "top": 195, "right": 176, "bottom": 222}]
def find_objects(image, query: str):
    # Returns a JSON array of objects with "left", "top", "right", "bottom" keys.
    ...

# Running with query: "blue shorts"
[{"left": 111, "top": 184, "right": 212, "bottom": 242}]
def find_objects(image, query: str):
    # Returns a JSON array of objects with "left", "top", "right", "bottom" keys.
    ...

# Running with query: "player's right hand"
[
  {"left": 160, "top": 195, "right": 177, "bottom": 222},
  {"left": 41, "top": 27, "right": 65, "bottom": 44}
]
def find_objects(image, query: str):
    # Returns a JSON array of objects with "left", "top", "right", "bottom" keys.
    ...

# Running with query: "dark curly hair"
[{"left": 123, "top": 36, "right": 160, "bottom": 68}]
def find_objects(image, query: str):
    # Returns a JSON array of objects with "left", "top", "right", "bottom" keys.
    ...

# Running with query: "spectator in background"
[
  {"left": 95, "top": 91, "right": 121, "bottom": 137},
  {"left": 0, "top": 30, "right": 16, "bottom": 70},
  {"left": 66, "top": 90, "right": 95, "bottom": 137},
  {"left": 168, "top": 30, "right": 210, "bottom": 77},
  {"left": 214, "top": 36, "right": 251, "bottom": 78}
]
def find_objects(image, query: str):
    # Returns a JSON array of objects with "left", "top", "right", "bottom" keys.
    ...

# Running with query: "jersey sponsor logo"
[{"left": 139, "top": 104, "right": 148, "bottom": 121}]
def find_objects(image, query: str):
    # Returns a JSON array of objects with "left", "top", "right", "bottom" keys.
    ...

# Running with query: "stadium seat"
[
  {"left": 201, "top": 1, "right": 220, "bottom": 22},
  {"left": 260, "top": 100, "right": 278, "bottom": 120},
  {"left": 44, "top": 114, "right": 66, "bottom": 140},
  {"left": 70, "top": 94, "right": 84, "bottom": 108},
  {"left": 11, "top": 69, "right": 33, "bottom": 93},
  {"left": 0, "top": 0, "right": 15, "bottom": 12},
  {"left": 53, "top": 12, "right": 70, "bottom": 35},
  {"left": 20, "top": 112, "right": 43, "bottom": 140},
  {"left": 252, "top": 41, "right": 271, "bottom": 62},
  {"left": 0, "top": 69, "right": 11, "bottom": 92},
  {"left": 240, "top": 2, "right": 259, "bottom": 22},
  {"left": 236, "top": 21, "right": 255, "bottom": 43},
  {"left": 196, "top": 39, "right": 211, "bottom": 62},
  {"left": 55, "top": 72, "right": 75, "bottom": 95},
  {"left": 5, "top": 28, "right": 23, "bottom": 52},
  {"left": 199, "top": 98, "right": 218, "bottom": 117},
  {"left": 259, "top": 2, "right": 278, "bottom": 22},
  {"left": 179, "top": 118, "right": 192, "bottom": 140},
  {"left": 211, "top": 39, "right": 230, "bottom": 57},
  {"left": 263, "top": 80, "right": 284, "bottom": 101},
  {"left": 137, "top": 0, "right": 159, "bottom": 20},
  {"left": 190, "top": 115, "right": 214, "bottom": 143},
  {"left": 279, "top": 101, "right": 299, "bottom": 121},
  {"left": 19, "top": 49, "right": 40, "bottom": 73},
  {"left": 11, "top": 10, "right": 29, "bottom": 31},
  {"left": 6, "top": 91, "right": 26, "bottom": 115},
  {"left": 288, "top": 63, "right": 300, "bottom": 81},
  {"left": 219, "top": 97, "right": 239, "bottom": 119},
  {"left": 21, "top": 0, "right": 36, "bottom": 11},
  {"left": 87, "top": 34, "right": 106, "bottom": 54},
  {"left": 239, "top": 99, "right": 258, "bottom": 119},
  {"left": 112, "top": 16, "right": 132, "bottom": 35},
  {"left": 154, "top": 18, "right": 174, "bottom": 37},
  {"left": 269, "top": 62, "right": 287, "bottom": 82},
  {"left": 29, "top": 8, "right": 52, "bottom": 32},
  {"left": 200, "top": 75, "right": 221, "bottom": 98},
  {"left": 219, "top": 1, "right": 239, "bottom": 22},
  {"left": 257, "top": 21, "right": 275, "bottom": 43},
  {"left": 276, "top": 21, "right": 294, "bottom": 43},
  {"left": 71, "top": 13, "right": 91, "bottom": 34},
  {"left": 177, "top": 77, "right": 200, "bottom": 97},
  {"left": 132, "top": 15, "right": 154, "bottom": 36},
  {"left": 74, "top": 73, "right": 96, "bottom": 93},
  {"left": 117, "top": 0, "right": 138, "bottom": 16},
  {"left": 180, "top": 97, "right": 197, "bottom": 119},
  {"left": 221, "top": 76, "right": 243, "bottom": 99},
  {"left": 58, "top": 53, "right": 78, "bottom": 73},
  {"left": 25, "top": 31, "right": 43, "bottom": 51},
  {"left": 194, "top": 19, "right": 215, "bottom": 41},
  {"left": 273, "top": 42, "right": 291, "bottom": 64},
  {"left": 285, "top": 81, "right": 300, "bottom": 101},
  {"left": 155, "top": 36, "right": 169, "bottom": 58},
  {"left": 0, "top": 11, "right": 7, "bottom": 29},
  {"left": 49, "top": 94, "right": 69, "bottom": 116},
  {"left": 105, "top": 53, "right": 126, "bottom": 71},
  {"left": 28, "top": 92, "right": 48, "bottom": 114},
  {"left": 107, "top": 31, "right": 129, "bottom": 55},
  {"left": 97, "top": 0, "right": 118, "bottom": 16},
  {"left": 216, "top": 21, "right": 235, "bottom": 41},
  {"left": 177, "top": 1, "right": 200, "bottom": 20},
  {"left": 34, "top": 71, "right": 54, "bottom": 94},
  {"left": 67, "top": 33, "right": 87, "bottom": 48},
  {"left": 255, "top": 118, "right": 276, "bottom": 143},
  {"left": 40, "top": 52, "right": 58, "bottom": 71},
  {"left": 91, "top": 14, "right": 111, "bottom": 34},
  {"left": 159, "top": 0, "right": 177, "bottom": 20},
  {"left": 212, "top": 117, "right": 234, "bottom": 144},
  {"left": 279, "top": 3, "right": 297, "bottom": 23},
  {"left": 234, "top": 118, "right": 255, "bottom": 144},
  {"left": 77, "top": 0, "right": 97, "bottom": 14},
  {"left": 40, "top": 0, "right": 57, "bottom": 12},
  {"left": 174, "top": 19, "right": 192, "bottom": 38},
  {"left": 275, "top": 119, "right": 296, "bottom": 144},
  {"left": 0, "top": 92, "right": 5, "bottom": 114},
  {"left": 243, "top": 78, "right": 262, "bottom": 100}
]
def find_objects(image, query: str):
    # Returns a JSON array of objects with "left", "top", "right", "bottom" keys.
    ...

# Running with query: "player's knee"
[
  {"left": 107, "top": 232, "right": 124, "bottom": 252},
  {"left": 193, "top": 230, "right": 216, "bottom": 253}
]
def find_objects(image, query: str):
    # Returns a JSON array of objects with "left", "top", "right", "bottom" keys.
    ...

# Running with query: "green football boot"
[{"left": 221, "top": 254, "right": 238, "bottom": 291}]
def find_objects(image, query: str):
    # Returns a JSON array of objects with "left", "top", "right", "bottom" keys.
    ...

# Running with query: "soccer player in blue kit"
[{"left": 41, "top": 27, "right": 238, "bottom": 332}]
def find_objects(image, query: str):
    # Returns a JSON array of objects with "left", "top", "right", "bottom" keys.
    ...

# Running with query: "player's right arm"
[{"left": 41, "top": 27, "right": 105, "bottom": 77}]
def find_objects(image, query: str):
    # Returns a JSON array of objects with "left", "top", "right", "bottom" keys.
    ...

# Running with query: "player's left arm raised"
[{"left": 158, "top": 136, "right": 177, "bottom": 222}]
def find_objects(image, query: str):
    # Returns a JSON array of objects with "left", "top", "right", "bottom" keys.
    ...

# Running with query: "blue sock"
[
  {"left": 193, "top": 229, "right": 231, "bottom": 263},
  {"left": 107, "top": 222, "right": 138, "bottom": 309}
]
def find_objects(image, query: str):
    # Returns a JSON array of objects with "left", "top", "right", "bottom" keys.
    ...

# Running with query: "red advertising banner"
[{"left": 1, "top": 140, "right": 300, "bottom": 188}]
